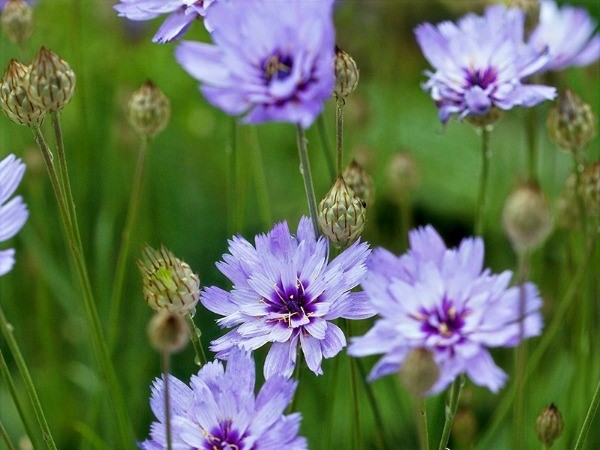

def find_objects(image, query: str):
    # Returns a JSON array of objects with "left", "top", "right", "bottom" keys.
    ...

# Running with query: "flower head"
[
  {"left": 528, "top": 0, "right": 600, "bottom": 73},
  {"left": 175, "top": 0, "right": 335, "bottom": 128},
  {"left": 140, "top": 348, "right": 307, "bottom": 450},
  {"left": 0, "top": 154, "right": 28, "bottom": 277},
  {"left": 201, "top": 217, "right": 374, "bottom": 378},
  {"left": 114, "top": 0, "right": 215, "bottom": 43},
  {"left": 415, "top": 5, "right": 556, "bottom": 123},
  {"left": 348, "top": 226, "right": 543, "bottom": 394}
]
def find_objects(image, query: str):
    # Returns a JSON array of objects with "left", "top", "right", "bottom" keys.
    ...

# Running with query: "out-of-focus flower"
[
  {"left": 349, "top": 226, "right": 543, "bottom": 394},
  {"left": 547, "top": 89, "right": 597, "bottom": 152},
  {"left": 528, "top": 0, "right": 600, "bottom": 73},
  {"left": 175, "top": 0, "right": 335, "bottom": 128},
  {"left": 201, "top": 217, "right": 374, "bottom": 378},
  {"left": 415, "top": 5, "right": 556, "bottom": 123},
  {"left": 0, "top": 154, "right": 28, "bottom": 276},
  {"left": 0, "top": 0, "right": 35, "bottom": 9},
  {"left": 127, "top": 80, "right": 170, "bottom": 138},
  {"left": 1, "top": 0, "right": 33, "bottom": 45},
  {"left": 114, "top": 0, "right": 215, "bottom": 43},
  {"left": 140, "top": 348, "right": 307, "bottom": 449}
]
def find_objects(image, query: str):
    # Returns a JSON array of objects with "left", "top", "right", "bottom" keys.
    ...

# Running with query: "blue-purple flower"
[
  {"left": 114, "top": 0, "right": 215, "bottom": 43},
  {"left": 415, "top": 4, "right": 556, "bottom": 123},
  {"left": 201, "top": 217, "right": 374, "bottom": 379},
  {"left": 0, "top": 154, "right": 28, "bottom": 277},
  {"left": 528, "top": 0, "right": 600, "bottom": 73},
  {"left": 175, "top": 0, "right": 335, "bottom": 128},
  {"left": 140, "top": 348, "right": 307, "bottom": 449},
  {"left": 348, "top": 226, "right": 543, "bottom": 394}
]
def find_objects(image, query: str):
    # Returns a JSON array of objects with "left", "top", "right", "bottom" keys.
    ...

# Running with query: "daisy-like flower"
[
  {"left": 114, "top": 0, "right": 215, "bottom": 43},
  {"left": 201, "top": 217, "right": 374, "bottom": 379},
  {"left": 0, "top": 154, "right": 28, "bottom": 276},
  {"left": 139, "top": 348, "right": 307, "bottom": 449},
  {"left": 175, "top": 0, "right": 335, "bottom": 128},
  {"left": 528, "top": 0, "right": 600, "bottom": 73},
  {"left": 415, "top": 4, "right": 556, "bottom": 123},
  {"left": 348, "top": 226, "right": 543, "bottom": 394}
]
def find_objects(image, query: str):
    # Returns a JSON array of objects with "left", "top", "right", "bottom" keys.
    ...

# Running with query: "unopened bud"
[
  {"left": 400, "top": 348, "right": 439, "bottom": 397},
  {"left": 27, "top": 47, "right": 76, "bottom": 112},
  {"left": 147, "top": 311, "right": 189, "bottom": 354},
  {"left": 387, "top": 151, "right": 420, "bottom": 197},
  {"left": 452, "top": 408, "right": 478, "bottom": 448},
  {"left": 535, "top": 404, "right": 564, "bottom": 447},
  {"left": 502, "top": 181, "right": 553, "bottom": 253},
  {"left": 1, "top": 0, "right": 33, "bottom": 45},
  {"left": 465, "top": 107, "right": 504, "bottom": 131},
  {"left": 343, "top": 159, "right": 375, "bottom": 207},
  {"left": 0, "top": 59, "right": 45, "bottom": 126},
  {"left": 128, "top": 80, "right": 170, "bottom": 138},
  {"left": 334, "top": 46, "right": 359, "bottom": 100},
  {"left": 318, "top": 176, "right": 366, "bottom": 248},
  {"left": 547, "top": 89, "right": 596, "bottom": 152},
  {"left": 138, "top": 245, "right": 200, "bottom": 315},
  {"left": 557, "top": 162, "right": 600, "bottom": 230}
]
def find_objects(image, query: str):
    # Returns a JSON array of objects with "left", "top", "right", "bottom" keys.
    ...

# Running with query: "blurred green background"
[{"left": 0, "top": 0, "right": 599, "bottom": 449}]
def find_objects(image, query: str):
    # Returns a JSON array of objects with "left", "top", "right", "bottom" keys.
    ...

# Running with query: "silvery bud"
[
  {"left": 547, "top": 89, "right": 596, "bottom": 152},
  {"left": 343, "top": 159, "right": 375, "bottom": 207},
  {"left": 138, "top": 245, "right": 200, "bottom": 316},
  {"left": 535, "top": 404, "right": 564, "bottom": 448},
  {"left": 27, "top": 47, "right": 76, "bottom": 112},
  {"left": 0, "top": 59, "right": 45, "bottom": 126},
  {"left": 1, "top": 0, "right": 33, "bottom": 45},
  {"left": 147, "top": 311, "right": 189, "bottom": 354},
  {"left": 334, "top": 46, "right": 359, "bottom": 100},
  {"left": 318, "top": 176, "right": 366, "bottom": 248},
  {"left": 399, "top": 348, "right": 440, "bottom": 397},
  {"left": 127, "top": 80, "right": 170, "bottom": 138}
]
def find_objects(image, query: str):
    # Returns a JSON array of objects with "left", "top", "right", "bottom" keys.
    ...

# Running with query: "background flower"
[
  {"left": 201, "top": 216, "right": 374, "bottom": 378},
  {"left": 349, "top": 226, "right": 543, "bottom": 394}
]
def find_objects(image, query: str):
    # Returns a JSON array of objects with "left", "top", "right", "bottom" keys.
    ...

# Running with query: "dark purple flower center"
[
  {"left": 265, "top": 278, "right": 317, "bottom": 327},
  {"left": 412, "top": 297, "right": 467, "bottom": 340},
  {"left": 202, "top": 420, "right": 248, "bottom": 450},
  {"left": 465, "top": 67, "right": 497, "bottom": 89},
  {"left": 263, "top": 51, "right": 293, "bottom": 83}
]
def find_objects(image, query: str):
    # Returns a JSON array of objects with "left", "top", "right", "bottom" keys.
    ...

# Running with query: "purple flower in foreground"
[
  {"left": 175, "top": 0, "right": 335, "bottom": 128},
  {"left": 140, "top": 348, "right": 306, "bottom": 449},
  {"left": 528, "top": 0, "right": 600, "bottom": 73},
  {"left": 114, "top": 0, "right": 215, "bottom": 43},
  {"left": 415, "top": 4, "right": 556, "bottom": 123},
  {"left": 202, "top": 217, "right": 374, "bottom": 379},
  {"left": 0, "top": 154, "right": 28, "bottom": 277},
  {"left": 348, "top": 226, "right": 543, "bottom": 394}
]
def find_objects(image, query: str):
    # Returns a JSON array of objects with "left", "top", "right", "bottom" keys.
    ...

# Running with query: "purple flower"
[
  {"left": 201, "top": 217, "right": 374, "bottom": 379},
  {"left": 415, "top": 5, "right": 556, "bottom": 123},
  {"left": 114, "top": 0, "right": 215, "bottom": 43},
  {"left": 140, "top": 348, "right": 307, "bottom": 449},
  {"left": 528, "top": 0, "right": 600, "bottom": 72},
  {"left": 175, "top": 0, "right": 335, "bottom": 128},
  {"left": 0, "top": 154, "right": 28, "bottom": 277},
  {"left": 348, "top": 226, "right": 543, "bottom": 394}
]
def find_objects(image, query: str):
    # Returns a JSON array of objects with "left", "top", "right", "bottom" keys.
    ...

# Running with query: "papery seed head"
[
  {"left": 27, "top": 47, "right": 76, "bottom": 113},
  {"left": 535, "top": 404, "right": 564, "bottom": 447},
  {"left": 343, "top": 159, "right": 375, "bottom": 207},
  {"left": 1, "top": 0, "right": 33, "bottom": 45},
  {"left": 0, "top": 59, "right": 45, "bottom": 126},
  {"left": 318, "top": 176, "right": 366, "bottom": 248},
  {"left": 547, "top": 89, "right": 597, "bottom": 152},
  {"left": 387, "top": 151, "right": 420, "bottom": 197},
  {"left": 399, "top": 348, "right": 440, "bottom": 397},
  {"left": 147, "top": 310, "right": 189, "bottom": 354},
  {"left": 127, "top": 80, "right": 170, "bottom": 138},
  {"left": 334, "top": 46, "right": 359, "bottom": 100},
  {"left": 138, "top": 245, "right": 200, "bottom": 315}
]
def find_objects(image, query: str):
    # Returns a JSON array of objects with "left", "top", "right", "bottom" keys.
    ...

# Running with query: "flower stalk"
[
  {"left": 296, "top": 125, "right": 320, "bottom": 237},
  {"left": 317, "top": 113, "right": 336, "bottom": 182},
  {"left": 438, "top": 375, "right": 464, "bottom": 450},
  {"left": 186, "top": 314, "right": 207, "bottom": 367},
  {"left": 574, "top": 378, "right": 600, "bottom": 450},
  {"left": 475, "top": 128, "right": 491, "bottom": 236}
]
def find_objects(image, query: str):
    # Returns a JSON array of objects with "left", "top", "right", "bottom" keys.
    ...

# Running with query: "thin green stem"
[
  {"left": 514, "top": 251, "right": 530, "bottom": 450},
  {"left": 289, "top": 357, "right": 304, "bottom": 413},
  {"left": 474, "top": 129, "right": 491, "bottom": 236},
  {"left": 295, "top": 124, "right": 320, "bottom": 237},
  {"left": 186, "top": 315, "right": 207, "bottom": 367},
  {"left": 573, "top": 376, "right": 600, "bottom": 450},
  {"left": 355, "top": 359, "right": 387, "bottom": 450},
  {"left": 345, "top": 320, "right": 362, "bottom": 450},
  {"left": 248, "top": 127, "right": 273, "bottom": 228},
  {"left": 162, "top": 352, "right": 173, "bottom": 450},
  {"left": 107, "top": 135, "right": 149, "bottom": 351},
  {"left": 226, "top": 118, "right": 237, "bottom": 236},
  {"left": 572, "top": 152, "right": 588, "bottom": 238},
  {"left": 526, "top": 108, "right": 538, "bottom": 182},
  {"left": 417, "top": 399, "right": 429, "bottom": 450},
  {"left": 336, "top": 98, "right": 345, "bottom": 177},
  {"left": 317, "top": 113, "right": 336, "bottom": 182},
  {"left": 0, "top": 305, "right": 58, "bottom": 450},
  {"left": 438, "top": 375, "right": 464, "bottom": 450},
  {"left": 0, "top": 420, "right": 17, "bottom": 450}
]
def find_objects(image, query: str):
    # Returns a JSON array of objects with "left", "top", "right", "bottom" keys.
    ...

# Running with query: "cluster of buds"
[
  {"left": 535, "top": 404, "right": 564, "bottom": 448},
  {"left": 0, "top": 47, "right": 76, "bottom": 126},
  {"left": 343, "top": 159, "right": 375, "bottom": 207},
  {"left": 334, "top": 46, "right": 359, "bottom": 101},
  {"left": 547, "top": 89, "right": 597, "bottom": 152},
  {"left": 399, "top": 348, "right": 440, "bottom": 397},
  {"left": 1, "top": 0, "right": 33, "bottom": 45},
  {"left": 127, "top": 80, "right": 170, "bottom": 138}
]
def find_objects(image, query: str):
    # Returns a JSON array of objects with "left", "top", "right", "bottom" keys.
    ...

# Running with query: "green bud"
[
  {"left": 147, "top": 311, "right": 189, "bottom": 354},
  {"left": 387, "top": 151, "right": 420, "bottom": 197},
  {"left": 0, "top": 59, "right": 45, "bottom": 126},
  {"left": 334, "top": 47, "right": 359, "bottom": 100},
  {"left": 399, "top": 348, "right": 440, "bottom": 397},
  {"left": 343, "top": 159, "right": 375, "bottom": 207},
  {"left": 128, "top": 80, "right": 170, "bottom": 138},
  {"left": 535, "top": 404, "right": 564, "bottom": 448},
  {"left": 547, "top": 89, "right": 596, "bottom": 152},
  {"left": 27, "top": 47, "right": 76, "bottom": 113},
  {"left": 1, "top": 0, "right": 33, "bottom": 45}
]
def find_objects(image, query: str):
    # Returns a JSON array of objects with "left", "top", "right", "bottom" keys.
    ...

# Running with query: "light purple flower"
[
  {"left": 201, "top": 217, "right": 374, "bottom": 379},
  {"left": 175, "top": 0, "right": 335, "bottom": 128},
  {"left": 528, "top": 0, "right": 600, "bottom": 72},
  {"left": 415, "top": 4, "right": 556, "bottom": 123},
  {"left": 0, "top": 154, "right": 28, "bottom": 277},
  {"left": 348, "top": 226, "right": 543, "bottom": 394},
  {"left": 140, "top": 348, "right": 307, "bottom": 450},
  {"left": 114, "top": 0, "right": 215, "bottom": 43}
]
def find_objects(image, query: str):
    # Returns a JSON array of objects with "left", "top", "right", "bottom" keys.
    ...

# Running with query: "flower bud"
[
  {"left": 318, "top": 176, "right": 366, "bottom": 248},
  {"left": 465, "top": 107, "right": 504, "bottom": 131},
  {"left": 1, "top": 0, "right": 33, "bottom": 45},
  {"left": 138, "top": 245, "right": 200, "bottom": 315},
  {"left": 547, "top": 89, "right": 596, "bottom": 152},
  {"left": 535, "top": 404, "right": 564, "bottom": 447},
  {"left": 334, "top": 46, "right": 359, "bottom": 100},
  {"left": 399, "top": 348, "right": 440, "bottom": 397},
  {"left": 343, "top": 159, "right": 375, "bottom": 207},
  {"left": 557, "top": 162, "right": 600, "bottom": 230},
  {"left": 387, "top": 151, "right": 420, "bottom": 197},
  {"left": 147, "top": 310, "right": 189, "bottom": 354},
  {"left": 0, "top": 59, "right": 45, "bottom": 126},
  {"left": 127, "top": 80, "right": 170, "bottom": 138},
  {"left": 452, "top": 408, "right": 478, "bottom": 448},
  {"left": 27, "top": 47, "right": 76, "bottom": 113}
]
